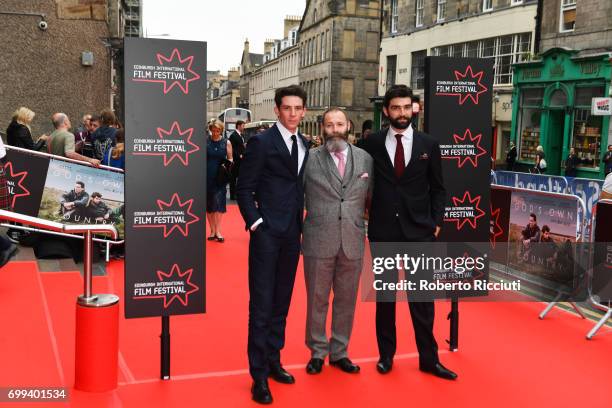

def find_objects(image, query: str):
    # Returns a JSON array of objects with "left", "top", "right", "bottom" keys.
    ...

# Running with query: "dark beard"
[{"left": 389, "top": 116, "right": 411, "bottom": 130}]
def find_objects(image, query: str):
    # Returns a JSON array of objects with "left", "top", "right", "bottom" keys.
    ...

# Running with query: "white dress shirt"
[
  {"left": 330, "top": 145, "right": 349, "bottom": 169},
  {"left": 276, "top": 120, "right": 306, "bottom": 173},
  {"left": 250, "top": 121, "right": 306, "bottom": 231},
  {"left": 385, "top": 125, "right": 413, "bottom": 166}
]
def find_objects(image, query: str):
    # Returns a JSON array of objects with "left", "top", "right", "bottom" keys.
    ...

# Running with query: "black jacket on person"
[
  {"left": 564, "top": 154, "right": 579, "bottom": 177},
  {"left": 6, "top": 120, "right": 46, "bottom": 151},
  {"left": 228, "top": 130, "right": 246, "bottom": 163},
  {"left": 362, "top": 128, "right": 446, "bottom": 241}
]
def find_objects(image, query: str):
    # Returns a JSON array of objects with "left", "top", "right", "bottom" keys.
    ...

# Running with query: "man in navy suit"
[
  {"left": 237, "top": 85, "right": 309, "bottom": 404},
  {"left": 363, "top": 84, "right": 457, "bottom": 381}
]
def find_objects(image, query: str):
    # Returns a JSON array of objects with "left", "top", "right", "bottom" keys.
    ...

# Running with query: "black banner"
[
  {"left": 490, "top": 187, "right": 511, "bottom": 264},
  {"left": 425, "top": 57, "right": 493, "bottom": 297},
  {"left": 593, "top": 201, "right": 612, "bottom": 302},
  {"left": 4, "top": 149, "right": 50, "bottom": 216},
  {"left": 124, "top": 38, "right": 206, "bottom": 318}
]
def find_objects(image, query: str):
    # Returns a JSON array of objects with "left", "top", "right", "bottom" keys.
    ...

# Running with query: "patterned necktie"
[
  {"left": 290, "top": 135, "right": 298, "bottom": 175},
  {"left": 334, "top": 151, "right": 345, "bottom": 178},
  {"left": 394, "top": 134, "right": 405, "bottom": 179}
]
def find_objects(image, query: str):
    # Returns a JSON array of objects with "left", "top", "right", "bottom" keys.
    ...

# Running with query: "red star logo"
[
  {"left": 436, "top": 65, "right": 489, "bottom": 105},
  {"left": 4, "top": 162, "right": 30, "bottom": 208},
  {"left": 133, "top": 48, "right": 201, "bottom": 94},
  {"left": 444, "top": 191, "right": 486, "bottom": 230},
  {"left": 134, "top": 193, "right": 201, "bottom": 238},
  {"left": 443, "top": 129, "right": 488, "bottom": 168},
  {"left": 133, "top": 264, "right": 200, "bottom": 308},
  {"left": 133, "top": 121, "right": 200, "bottom": 166},
  {"left": 490, "top": 205, "right": 504, "bottom": 249}
]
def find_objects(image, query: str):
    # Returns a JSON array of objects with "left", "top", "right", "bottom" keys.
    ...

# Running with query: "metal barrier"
[
  {"left": 490, "top": 185, "right": 588, "bottom": 320},
  {"left": 0, "top": 209, "right": 121, "bottom": 392},
  {"left": 586, "top": 198, "right": 612, "bottom": 339}
]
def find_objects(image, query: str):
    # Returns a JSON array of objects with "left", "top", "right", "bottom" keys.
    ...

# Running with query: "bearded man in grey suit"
[{"left": 302, "top": 108, "right": 373, "bottom": 375}]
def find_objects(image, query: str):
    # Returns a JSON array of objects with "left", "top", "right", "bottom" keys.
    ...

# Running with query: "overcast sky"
[{"left": 142, "top": 0, "right": 306, "bottom": 73}]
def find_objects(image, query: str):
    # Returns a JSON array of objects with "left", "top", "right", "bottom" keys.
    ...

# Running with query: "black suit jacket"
[
  {"left": 228, "top": 130, "right": 246, "bottom": 162},
  {"left": 363, "top": 128, "right": 446, "bottom": 241},
  {"left": 236, "top": 124, "right": 309, "bottom": 236}
]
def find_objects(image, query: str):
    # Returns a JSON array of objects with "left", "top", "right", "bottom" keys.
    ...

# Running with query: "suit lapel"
[
  {"left": 373, "top": 131, "right": 395, "bottom": 183},
  {"left": 344, "top": 144, "right": 355, "bottom": 182},
  {"left": 317, "top": 149, "right": 342, "bottom": 195},
  {"left": 402, "top": 131, "right": 422, "bottom": 179},
  {"left": 271, "top": 124, "right": 294, "bottom": 175},
  {"left": 298, "top": 133, "right": 309, "bottom": 178}
]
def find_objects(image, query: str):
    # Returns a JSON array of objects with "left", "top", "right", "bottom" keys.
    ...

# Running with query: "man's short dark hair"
[
  {"left": 76, "top": 181, "right": 85, "bottom": 188},
  {"left": 236, "top": 120, "right": 245, "bottom": 127},
  {"left": 542, "top": 225, "right": 550, "bottom": 233},
  {"left": 91, "top": 192, "right": 102, "bottom": 199},
  {"left": 529, "top": 213, "right": 537, "bottom": 221},
  {"left": 90, "top": 114, "right": 100, "bottom": 123},
  {"left": 274, "top": 85, "right": 307, "bottom": 108},
  {"left": 383, "top": 84, "right": 414, "bottom": 109},
  {"left": 362, "top": 119, "right": 373, "bottom": 133}
]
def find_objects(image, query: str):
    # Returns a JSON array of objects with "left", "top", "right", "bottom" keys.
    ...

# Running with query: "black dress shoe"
[
  {"left": 251, "top": 379, "right": 273, "bottom": 404},
  {"left": 269, "top": 364, "right": 295, "bottom": 384},
  {"left": 376, "top": 357, "right": 393, "bottom": 374},
  {"left": 330, "top": 357, "right": 360, "bottom": 373},
  {"left": 420, "top": 363, "right": 458, "bottom": 380},
  {"left": 306, "top": 358, "right": 324, "bottom": 374}
]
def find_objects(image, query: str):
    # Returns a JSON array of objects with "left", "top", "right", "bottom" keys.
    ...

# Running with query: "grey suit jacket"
[{"left": 302, "top": 144, "right": 374, "bottom": 260}]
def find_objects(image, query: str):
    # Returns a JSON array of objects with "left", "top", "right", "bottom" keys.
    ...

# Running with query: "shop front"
[{"left": 511, "top": 48, "right": 611, "bottom": 179}]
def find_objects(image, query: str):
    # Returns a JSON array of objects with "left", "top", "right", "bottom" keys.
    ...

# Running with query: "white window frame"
[
  {"left": 483, "top": 0, "right": 493, "bottom": 12},
  {"left": 511, "top": 0, "right": 523, "bottom": 5},
  {"left": 437, "top": 0, "right": 447, "bottom": 23},
  {"left": 559, "top": 0, "right": 576, "bottom": 33},
  {"left": 415, "top": 0, "right": 424, "bottom": 27},
  {"left": 390, "top": 0, "right": 399, "bottom": 33}
]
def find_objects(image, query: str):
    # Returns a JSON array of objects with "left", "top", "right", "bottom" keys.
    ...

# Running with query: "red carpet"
[{"left": 0, "top": 204, "right": 610, "bottom": 407}]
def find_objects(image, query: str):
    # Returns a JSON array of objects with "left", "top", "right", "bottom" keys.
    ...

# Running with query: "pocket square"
[
  {"left": 359, "top": 172, "right": 369, "bottom": 179},
  {"left": 419, "top": 153, "right": 429, "bottom": 160}
]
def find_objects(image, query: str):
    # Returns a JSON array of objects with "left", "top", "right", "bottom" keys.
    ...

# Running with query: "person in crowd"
[
  {"left": 228, "top": 120, "right": 247, "bottom": 200},
  {"left": 102, "top": 129, "right": 125, "bottom": 169},
  {"left": 206, "top": 119, "right": 233, "bottom": 243},
  {"left": 60, "top": 181, "right": 90, "bottom": 221},
  {"left": 564, "top": 147, "right": 579, "bottom": 177},
  {"left": 237, "top": 85, "right": 309, "bottom": 404},
  {"left": 85, "top": 192, "right": 112, "bottom": 223},
  {"left": 362, "top": 84, "right": 457, "bottom": 380},
  {"left": 91, "top": 109, "right": 118, "bottom": 160},
  {"left": 347, "top": 133, "right": 357, "bottom": 145},
  {"left": 603, "top": 144, "right": 612, "bottom": 176},
  {"left": 356, "top": 119, "right": 373, "bottom": 149},
  {"left": 506, "top": 141, "right": 517, "bottom": 171},
  {"left": 48, "top": 113, "right": 100, "bottom": 166},
  {"left": 74, "top": 113, "right": 94, "bottom": 157},
  {"left": 601, "top": 171, "right": 612, "bottom": 200},
  {"left": 533, "top": 145, "right": 546, "bottom": 173},
  {"left": 6, "top": 107, "right": 49, "bottom": 150},
  {"left": 521, "top": 213, "right": 541, "bottom": 262},
  {"left": 0, "top": 136, "right": 18, "bottom": 267},
  {"left": 302, "top": 107, "right": 373, "bottom": 376}
]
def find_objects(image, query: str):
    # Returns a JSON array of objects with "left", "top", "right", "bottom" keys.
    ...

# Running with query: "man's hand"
[
  {"left": 89, "top": 158, "right": 101, "bottom": 167},
  {"left": 434, "top": 226, "right": 441, "bottom": 238},
  {"left": 39, "top": 134, "right": 49, "bottom": 142}
]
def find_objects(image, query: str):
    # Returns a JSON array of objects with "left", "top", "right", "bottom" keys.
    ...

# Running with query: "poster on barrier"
[
  {"left": 3, "top": 148, "right": 50, "bottom": 216},
  {"left": 124, "top": 37, "right": 206, "bottom": 318},
  {"left": 592, "top": 201, "right": 612, "bottom": 302},
  {"left": 38, "top": 159, "right": 125, "bottom": 237},
  {"left": 507, "top": 190, "right": 579, "bottom": 288},
  {"left": 490, "top": 187, "right": 511, "bottom": 264}
]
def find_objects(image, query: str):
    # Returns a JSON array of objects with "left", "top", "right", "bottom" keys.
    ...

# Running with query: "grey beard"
[{"left": 325, "top": 138, "right": 348, "bottom": 153}]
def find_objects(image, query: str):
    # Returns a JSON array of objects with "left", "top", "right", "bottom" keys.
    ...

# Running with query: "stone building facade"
[{"left": 298, "top": 0, "right": 380, "bottom": 138}]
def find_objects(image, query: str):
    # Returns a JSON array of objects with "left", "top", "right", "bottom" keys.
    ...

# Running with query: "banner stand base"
[{"left": 161, "top": 316, "right": 171, "bottom": 380}]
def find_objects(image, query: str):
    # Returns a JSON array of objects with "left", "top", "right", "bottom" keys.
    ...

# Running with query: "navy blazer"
[
  {"left": 363, "top": 128, "right": 446, "bottom": 241},
  {"left": 236, "top": 124, "right": 309, "bottom": 236}
]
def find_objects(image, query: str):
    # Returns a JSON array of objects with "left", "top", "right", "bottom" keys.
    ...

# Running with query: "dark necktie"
[
  {"left": 291, "top": 135, "right": 298, "bottom": 175},
  {"left": 394, "top": 134, "right": 405, "bottom": 179}
]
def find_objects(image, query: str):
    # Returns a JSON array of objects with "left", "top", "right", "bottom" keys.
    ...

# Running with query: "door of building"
[{"left": 546, "top": 109, "right": 565, "bottom": 175}]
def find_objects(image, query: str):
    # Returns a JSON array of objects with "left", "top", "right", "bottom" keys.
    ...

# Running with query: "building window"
[
  {"left": 437, "top": 0, "right": 447, "bottom": 23},
  {"left": 511, "top": 0, "right": 524, "bottom": 5},
  {"left": 411, "top": 50, "right": 426, "bottom": 90},
  {"left": 390, "top": 0, "right": 399, "bottom": 33},
  {"left": 386, "top": 55, "right": 397, "bottom": 88},
  {"left": 364, "top": 79, "right": 377, "bottom": 104},
  {"left": 366, "top": 31, "right": 379, "bottom": 61},
  {"left": 321, "top": 32, "right": 326, "bottom": 60},
  {"left": 560, "top": 0, "right": 576, "bottom": 32},
  {"left": 319, "top": 79, "right": 325, "bottom": 107},
  {"left": 358, "top": 0, "right": 369, "bottom": 7},
  {"left": 341, "top": 79, "right": 354, "bottom": 107},
  {"left": 313, "top": 8, "right": 317, "bottom": 23},
  {"left": 572, "top": 86, "right": 605, "bottom": 168},
  {"left": 483, "top": 0, "right": 492, "bottom": 12},
  {"left": 342, "top": 30, "right": 356, "bottom": 59},
  {"left": 415, "top": 0, "right": 424, "bottom": 27},
  {"left": 517, "top": 88, "right": 544, "bottom": 162},
  {"left": 324, "top": 77, "right": 329, "bottom": 105}
]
